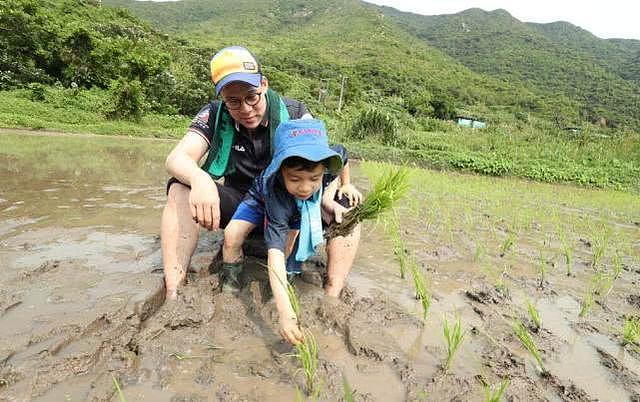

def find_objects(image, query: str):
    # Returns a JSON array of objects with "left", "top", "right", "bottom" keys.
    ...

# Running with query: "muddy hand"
[{"left": 279, "top": 315, "right": 304, "bottom": 345}]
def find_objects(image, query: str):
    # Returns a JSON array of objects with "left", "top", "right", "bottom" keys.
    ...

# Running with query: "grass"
[
  {"left": 513, "top": 320, "right": 546, "bottom": 374},
  {"left": 0, "top": 88, "right": 188, "bottom": 138},
  {"left": 112, "top": 375, "right": 127, "bottom": 402},
  {"left": 622, "top": 318, "right": 640, "bottom": 347},
  {"left": 325, "top": 167, "right": 409, "bottom": 239},
  {"left": 442, "top": 314, "right": 466, "bottom": 373},
  {"left": 483, "top": 379, "right": 509, "bottom": 402},
  {"left": 526, "top": 300, "right": 542, "bottom": 331}
]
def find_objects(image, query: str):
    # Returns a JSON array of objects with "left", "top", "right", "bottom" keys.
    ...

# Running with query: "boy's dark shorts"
[{"left": 166, "top": 177, "right": 245, "bottom": 229}]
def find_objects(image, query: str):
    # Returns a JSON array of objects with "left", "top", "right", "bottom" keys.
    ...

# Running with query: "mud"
[{"left": 1, "top": 131, "right": 640, "bottom": 401}]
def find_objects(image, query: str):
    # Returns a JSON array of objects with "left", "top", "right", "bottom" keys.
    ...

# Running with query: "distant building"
[{"left": 456, "top": 116, "right": 486, "bottom": 129}]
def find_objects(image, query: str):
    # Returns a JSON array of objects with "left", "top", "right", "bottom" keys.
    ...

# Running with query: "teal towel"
[{"left": 295, "top": 187, "right": 324, "bottom": 262}]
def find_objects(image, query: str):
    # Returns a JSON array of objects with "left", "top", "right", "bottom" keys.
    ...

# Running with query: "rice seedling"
[
  {"left": 483, "top": 379, "right": 509, "bottom": 402},
  {"left": 325, "top": 167, "right": 409, "bottom": 239},
  {"left": 387, "top": 218, "right": 408, "bottom": 279},
  {"left": 557, "top": 229, "right": 574, "bottom": 276},
  {"left": 295, "top": 328, "right": 320, "bottom": 397},
  {"left": 537, "top": 250, "right": 549, "bottom": 289},
  {"left": 409, "top": 256, "right": 431, "bottom": 320},
  {"left": 500, "top": 232, "right": 517, "bottom": 257},
  {"left": 513, "top": 320, "right": 546, "bottom": 374},
  {"left": 442, "top": 314, "right": 466, "bottom": 372},
  {"left": 590, "top": 225, "right": 611, "bottom": 270},
  {"left": 526, "top": 300, "right": 542, "bottom": 331},
  {"left": 342, "top": 374, "right": 355, "bottom": 402},
  {"left": 579, "top": 290, "right": 594, "bottom": 318},
  {"left": 622, "top": 317, "right": 639, "bottom": 347},
  {"left": 112, "top": 375, "right": 127, "bottom": 402},
  {"left": 473, "top": 240, "right": 485, "bottom": 263}
]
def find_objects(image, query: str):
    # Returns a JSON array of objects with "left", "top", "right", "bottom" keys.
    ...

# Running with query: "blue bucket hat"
[{"left": 263, "top": 119, "right": 343, "bottom": 180}]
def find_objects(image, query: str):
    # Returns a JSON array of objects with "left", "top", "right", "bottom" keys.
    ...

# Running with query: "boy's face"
[{"left": 281, "top": 164, "right": 325, "bottom": 200}]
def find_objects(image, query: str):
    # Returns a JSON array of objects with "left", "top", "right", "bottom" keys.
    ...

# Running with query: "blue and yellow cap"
[{"left": 210, "top": 46, "right": 262, "bottom": 95}]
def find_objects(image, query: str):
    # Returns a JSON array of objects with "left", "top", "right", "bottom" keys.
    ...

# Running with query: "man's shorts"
[{"left": 166, "top": 177, "right": 245, "bottom": 229}]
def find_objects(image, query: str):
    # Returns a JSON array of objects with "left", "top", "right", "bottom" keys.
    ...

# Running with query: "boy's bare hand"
[
  {"left": 279, "top": 315, "right": 304, "bottom": 345},
  {"left": 337, "top": 184, "right": 362, "bottom": 207}
]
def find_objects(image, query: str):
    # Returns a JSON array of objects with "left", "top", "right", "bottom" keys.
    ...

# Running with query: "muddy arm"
[{"left": 267, "top": 249, "right": 303, "bottom": 344}]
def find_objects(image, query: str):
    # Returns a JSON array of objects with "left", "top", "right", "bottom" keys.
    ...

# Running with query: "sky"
[{"left": 364, "top": 0, "right": 640, "bottom": 40}]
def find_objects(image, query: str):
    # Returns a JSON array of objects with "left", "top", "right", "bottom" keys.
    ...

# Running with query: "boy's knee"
[{"left": 224, "top": 224, "right": 245, "bottom": 250}]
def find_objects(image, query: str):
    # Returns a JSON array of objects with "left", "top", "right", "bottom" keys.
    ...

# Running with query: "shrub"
[
  {"left": 430, "top": 97, "right": 457, "bottom": 120},
  {"left": 103, "top": 78, "right": 144, "bottom": 120},
  {"left": 349, "top": 106, "right": 398, "bottom": 145}
]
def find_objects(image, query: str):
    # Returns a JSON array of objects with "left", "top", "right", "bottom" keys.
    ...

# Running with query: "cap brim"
[
  {"left": 215, "top": 73, "right": 262, "bottom": 95},
  {"left": 263, "top": 145, "right": 343, "bottom": 180}
]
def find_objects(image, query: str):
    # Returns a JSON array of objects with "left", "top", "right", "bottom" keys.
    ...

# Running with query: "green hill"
[
  {"left": 104, "top": 0, "right": 581, "bottom": 123},
  {"left": 378, "top": 6, "right": 640, "bottom": 128}
]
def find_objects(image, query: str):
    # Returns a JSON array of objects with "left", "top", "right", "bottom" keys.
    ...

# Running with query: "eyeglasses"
[{"left": 223, "top": 92, "right": 262, "bottom": 110}]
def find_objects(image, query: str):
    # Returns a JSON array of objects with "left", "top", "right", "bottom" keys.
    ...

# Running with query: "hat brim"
[
  {"left": 263, "top": 145, "right": 343, "bottom": 180},
  {"left": 215, "top": 73, "right": 262, "bottom": 95}
]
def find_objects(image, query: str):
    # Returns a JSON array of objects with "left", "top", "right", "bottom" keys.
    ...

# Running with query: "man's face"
[
  {"left": 220, "top": 78, "right": 268, "bottom": 130},
  {"left": 281, "top": 164, "right": 325, "bottom": 200}
]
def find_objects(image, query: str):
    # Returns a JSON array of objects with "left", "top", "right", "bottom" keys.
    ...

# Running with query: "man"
[{"left": 161, "top": 46, "right": 360, "bottom": 300}]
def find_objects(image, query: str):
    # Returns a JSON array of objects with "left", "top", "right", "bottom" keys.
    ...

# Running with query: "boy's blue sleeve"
[{"left": 264, "top": 183, "right": 297, "bottom": 252}]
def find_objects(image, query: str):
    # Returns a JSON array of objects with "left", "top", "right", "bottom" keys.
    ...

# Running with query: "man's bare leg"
[
  {"left": 162, "top": 183, "right": 200, "bottom": 300},
  {"left": 324, "top": 224, "right": 361, "bottom": 297}
]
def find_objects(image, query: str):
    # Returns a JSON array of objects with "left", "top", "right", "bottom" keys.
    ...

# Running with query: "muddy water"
[{"left": 1, "top": 131, "right": 640, "bottom": 401}]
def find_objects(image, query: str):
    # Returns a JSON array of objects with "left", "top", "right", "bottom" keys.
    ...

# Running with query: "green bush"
[
  {"left": 430, "top": 97, "right": 457, "bottom": 120},
  {"left": 103, "top": 78, "right": 144, "bottom": 120},
  {"left": 28, "top": 83, "right": 47, "bottom": 101},
  {"left": 349, "top": 107, "right": 399, "bottom": 145}
]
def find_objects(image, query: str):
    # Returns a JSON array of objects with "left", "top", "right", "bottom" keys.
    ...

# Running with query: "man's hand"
[
  {"left": 337, "top": 183, "right": 363, "bottom": 207},
  {"left": 279, "top": 314, "right": 304, "bottom": 345},
  {"left": 189, "top": 173, "right": 220, "bottom": 230}
]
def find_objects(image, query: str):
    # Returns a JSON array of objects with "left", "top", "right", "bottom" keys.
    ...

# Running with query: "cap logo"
[
  {"left": 288, "top": 128, "right": 324, "bottom": 138},
  {"left": 243, "top": 62, "right": 256, "bottom": 71}
]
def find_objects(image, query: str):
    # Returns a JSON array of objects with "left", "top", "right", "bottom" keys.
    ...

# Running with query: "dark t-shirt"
[
  {"left": 189, "top": 98, "right": 310, "bottom": 194},
  {"left": 243, "top": 145, "right": 349, "bottom": 253}
]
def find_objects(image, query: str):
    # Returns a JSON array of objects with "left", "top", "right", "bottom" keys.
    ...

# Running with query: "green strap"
[{"left": 201, "top": 88, "right": 290, "bottom": 179}]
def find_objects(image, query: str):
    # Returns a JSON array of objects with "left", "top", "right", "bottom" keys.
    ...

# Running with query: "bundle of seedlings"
[{"left": 325, "top": 168, "right": 409, "bottom": 239}]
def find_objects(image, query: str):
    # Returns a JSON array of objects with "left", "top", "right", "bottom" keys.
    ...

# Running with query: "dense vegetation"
[
  {"left": 0, "top": 0, "right": 214, "bottom": 116},
  {"left": 379, "top": 6, "right": 640, "bottom": 128},
  {"left": 1, "top": 0, "right": 638, "bottom": 191}
]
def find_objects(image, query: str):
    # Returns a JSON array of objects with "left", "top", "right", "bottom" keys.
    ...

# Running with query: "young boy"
[{"left": 222, "top": 118, "right": 361, "bottom": 344}]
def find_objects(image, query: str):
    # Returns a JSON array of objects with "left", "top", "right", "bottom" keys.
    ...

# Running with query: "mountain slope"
[
  {"left": 378, "top": 6, "right": 640, "bottom": 128},
  {"left": 104, "top": 0, "right": 577, "bottom": 123}
]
